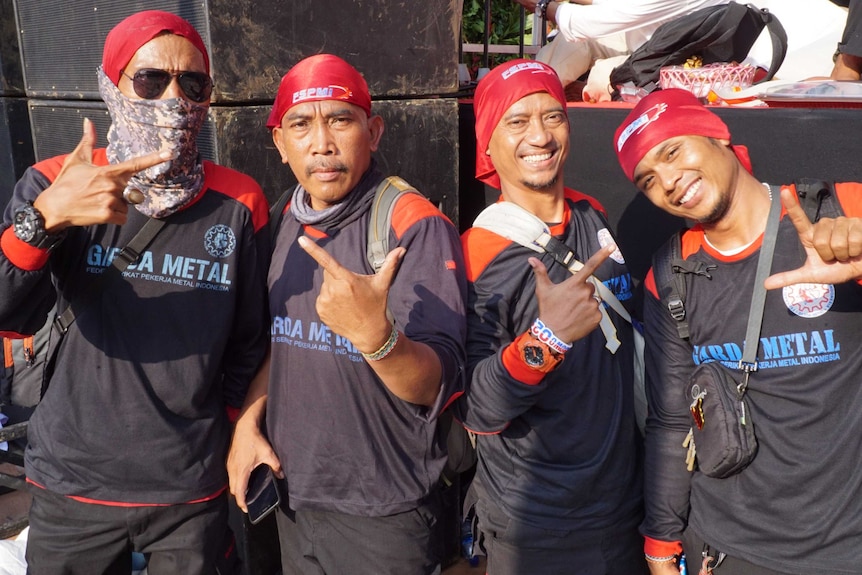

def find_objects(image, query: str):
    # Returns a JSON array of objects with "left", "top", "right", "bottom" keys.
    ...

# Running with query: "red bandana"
[
  {"left": 102, "top": 10, "right": 210, "bottom": 87},
  {"left": 614, "top": 88, "right": 752, "bottom": 181},
  {"left": 267, "top": 54, "right": 372, "bottom": 129},
  {"left": 473, "top": 59, "right": 567, "bottom": 190}
]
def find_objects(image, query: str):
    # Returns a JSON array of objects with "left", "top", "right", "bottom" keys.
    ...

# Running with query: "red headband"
[
  {"left": 267, "top": 54, "right": 372, "bottom": 129},
  {"left": 102, "top": 10, "right": 210, "bottom": 87},
  {"left": 473, "top": 59, "right": 567, "bottom": 190},
  {"left": 614, "top": 88, "right": 751, "bottom": 180}
]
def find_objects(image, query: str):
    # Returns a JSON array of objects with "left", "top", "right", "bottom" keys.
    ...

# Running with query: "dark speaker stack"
[
  {"left": 14, "top": 0, "right": 462, "bottom": 223},
  {"left": 0, "top": 0, "right": 33, "bottom": 208}
]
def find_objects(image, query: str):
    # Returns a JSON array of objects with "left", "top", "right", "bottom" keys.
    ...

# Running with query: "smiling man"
[
  {"left": 226, "top": 54, "right": 467, "bottom": 575},
  {"left": 455, "top": 59, "right": 647, "bottom": 574},
  {"left": 616, "top": 88, "right": 862, "bottom": 575}
]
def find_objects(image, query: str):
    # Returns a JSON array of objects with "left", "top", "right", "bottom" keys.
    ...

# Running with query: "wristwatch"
[
  {"left": 517, "top": 335, "right": 564, "bottom": 373},
  {"left": 12, "top": 202, "right": 63, "bottom": 250},
  {"left": 535, "top": 0, "right": 552, "bottom": 20}
]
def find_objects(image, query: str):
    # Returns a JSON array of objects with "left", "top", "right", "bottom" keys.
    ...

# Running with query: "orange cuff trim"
[
  {"left": 644, "top": 536, "right": 683, "bottom": 558},
  {"left": 501, "top": 334, "right": 545, "bottom": 386},
  {"left": 1, "top": 226, "right": 50, "bottom": 271}
]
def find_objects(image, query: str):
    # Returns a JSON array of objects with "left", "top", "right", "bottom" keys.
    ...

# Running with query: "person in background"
[
  {"left": 0, "top": 10, "right": 270, "bottom": 574},
  {"left": 456, "top": 58, "right": 647, "bottom": 575},
  {"left": 510, "top": 0, "right": 728, "bottom": 102},
  {"left": 831, "top": 0, "right": 862, "bottom": 79},
  {"left": 227, "top": 54, "right": 467, "bottom": 575},
  {"left": 615, "top": 88, "right": 862, "bottom": 575}
]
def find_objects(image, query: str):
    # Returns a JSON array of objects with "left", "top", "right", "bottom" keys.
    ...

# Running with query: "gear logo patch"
[
  {"left": 597, "top": 228, "right": 625, "bottom": 264},
  {"left": 782, "top": 283, "right": 834, "bottom": 318},
  {"left": 205, "top": 225, "right": 236, "bottom": 259}
]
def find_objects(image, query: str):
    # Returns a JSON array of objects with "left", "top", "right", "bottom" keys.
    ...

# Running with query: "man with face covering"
[
  {"left": 0, "top": 11, "right": 269, "bottom": 574},
  {"left": 226, "top": 54, "right": 467, "bottom": 574},
  {"left": 455, "top": 59, "right": 647, "bottom": 574}
]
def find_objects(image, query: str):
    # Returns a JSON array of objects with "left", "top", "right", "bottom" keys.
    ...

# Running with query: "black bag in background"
[{"left": 609, "top": 2, "right": 788, "bottom": 98}]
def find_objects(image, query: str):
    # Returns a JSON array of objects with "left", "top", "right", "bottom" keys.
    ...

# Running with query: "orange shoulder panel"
[
  {"left": 390, "top": 193, "right": 452, "bottom": 239},
  {"left": 461, "top": 227, "right": 513, "bottom": 283},
  {"left": 565, "top": 188, "right": 607, "bottom": 218},
  {"left": 202, "top": 162, "right": 269, "bottom": 232},
  {"left": 835, "top": 182, "right": 862, "bottom": 218}
]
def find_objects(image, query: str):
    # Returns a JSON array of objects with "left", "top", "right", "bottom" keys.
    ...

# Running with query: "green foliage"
[{"left": 461, "top": 0, "right": 532, "bottom": 70}]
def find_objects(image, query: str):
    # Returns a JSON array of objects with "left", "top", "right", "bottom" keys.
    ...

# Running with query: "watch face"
[
  {"left": 523, "top": 344, "right": 545, "bottom": 367},
  {"left": 14, "top": 207, "right": 40, "bottom": 243}
]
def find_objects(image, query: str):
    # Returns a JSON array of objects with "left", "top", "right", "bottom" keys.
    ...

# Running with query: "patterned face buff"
[{"left": 98, "top": 66, "right": 207, "bottom": 219}]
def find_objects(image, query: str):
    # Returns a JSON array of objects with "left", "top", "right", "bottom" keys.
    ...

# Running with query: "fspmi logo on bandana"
[
  {"left": 292, "top": 85, "right": 352, "bottom": 104},
  {"left": 783, "top": 283, "right": 835, "bottom": 318},
  {"left": 205, "top": 225, "right": 236, "bottom": 259}
]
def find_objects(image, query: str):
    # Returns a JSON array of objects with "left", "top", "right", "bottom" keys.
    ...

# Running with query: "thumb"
[
  {"left": 528, "top": 257, "right": 551, "bottom": 294},
  {"left": 373, "top": 247, "right": 406, "bottom": 288},
  {"left": 73, "top": 117, "right": 97, "bottom": 163}
]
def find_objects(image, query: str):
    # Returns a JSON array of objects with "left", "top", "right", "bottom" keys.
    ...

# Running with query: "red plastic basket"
[{"left": 660, "top": 63, "right": 756, "bottom": 99}]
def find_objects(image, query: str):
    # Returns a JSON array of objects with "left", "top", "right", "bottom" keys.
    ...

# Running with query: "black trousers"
[
  {"left": 474, "top": 493, "right": 648, "bottom": 575},
  {"left": 25, "top": 486, "right": 228, "bottom": 575},
  {"left": 682, "top": 529, "right": 794, "bottom": 575},
  {"left": 275, "top": 490, "right": 444, "bottom": 575}
]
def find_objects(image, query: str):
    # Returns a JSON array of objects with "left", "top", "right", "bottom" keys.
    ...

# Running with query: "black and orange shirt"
[
  {"left": 641, "top": 183, "right": 862, "bottom": 575},
  {"left": 0, "top": 150, "right": 270, "bottom": 505},
  {"left": 457, "top": 189, "right": 643, "bottom": 533},
  {"left": 267, "top": 171, "right": 467, "bottom": 517}
]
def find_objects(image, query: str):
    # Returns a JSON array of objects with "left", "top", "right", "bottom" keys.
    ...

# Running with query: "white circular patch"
[
  {"left": 597, "top": 228, "right": 624, "bottom": 264},
  {"left": 205, "top": 225, "right": 237, "bottom": 259},
  {"left": 782, "top": 283, "right": 834, "bottom": 318}
]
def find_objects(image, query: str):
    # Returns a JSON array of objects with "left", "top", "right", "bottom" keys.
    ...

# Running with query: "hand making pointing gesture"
[
  {"left": 33, "top": 117, "right": 175, "bottom": 233},
  {"left": 528, "top": 243, "right": 616, "bottom": 345},
  {"left": 297, "top": 234, "right": 406, "bottom": 354},
  {"left": 764, "top": 187, "right": 862, "bottom": 289}
]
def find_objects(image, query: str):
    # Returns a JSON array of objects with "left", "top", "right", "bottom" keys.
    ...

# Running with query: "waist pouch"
[{"left": 686, "top": 361, "right": 757, "bottom": 478}]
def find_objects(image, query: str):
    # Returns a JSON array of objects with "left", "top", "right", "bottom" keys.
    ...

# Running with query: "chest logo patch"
[
  {"left": 205, "top": 225, "right": 237, "bottom": 259},
  {"left": 782, "top": 283, "right": 834, "bottom": 318},
  {"left": 597, "top": 228, "right": 625, "bottom": 264}
]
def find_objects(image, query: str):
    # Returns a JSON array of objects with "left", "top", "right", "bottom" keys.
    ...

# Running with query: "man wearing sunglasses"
[{"left": 0, "top": 10, "right": 269, "bottom": 574}]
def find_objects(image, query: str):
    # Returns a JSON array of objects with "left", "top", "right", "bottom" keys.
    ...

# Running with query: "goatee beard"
[{"left": 521, "top": 174, "right": 559, "bottom": 192}]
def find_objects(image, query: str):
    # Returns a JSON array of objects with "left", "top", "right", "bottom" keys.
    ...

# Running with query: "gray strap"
[
  {"left": 740, "top": 185, "right": 782, "bottom": 370},
  {"left": 54, "top": 217, "right": 167, "bottom": 334}
]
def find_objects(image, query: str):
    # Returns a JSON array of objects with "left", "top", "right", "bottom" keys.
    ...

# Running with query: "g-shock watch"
[
  {"left": 12, "top": 201, "right": 63, "bottom": 250},
  {"left": 517, "top": 335, "right": 564, "bottom": 373}
]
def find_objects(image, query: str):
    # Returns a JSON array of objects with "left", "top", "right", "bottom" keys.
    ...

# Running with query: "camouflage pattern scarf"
[{"left": 98, "top": 67, "right": 207, "bottom": 219}]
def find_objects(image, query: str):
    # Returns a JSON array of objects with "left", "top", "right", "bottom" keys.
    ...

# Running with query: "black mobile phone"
[{"left": 246, "top": 464, "right": 280, "bottom": 525}]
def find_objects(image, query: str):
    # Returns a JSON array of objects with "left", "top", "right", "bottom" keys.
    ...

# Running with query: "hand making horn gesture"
[
  {"left": 764, "top": 187, "right": 862, "bottom": 289},
  {"left": 297, "top": 235, "right": 406, "bottom": 353},
  {"left": 528, "top": 243, "right": 615, "bottom": 345},
  {"left": 33, "top": 118, "right": 174, "bottom": 232}
]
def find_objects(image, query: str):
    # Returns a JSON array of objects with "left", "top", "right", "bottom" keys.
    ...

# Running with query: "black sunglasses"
[{"left": 122, "top": 68, "right": 213, "bottom": 103}]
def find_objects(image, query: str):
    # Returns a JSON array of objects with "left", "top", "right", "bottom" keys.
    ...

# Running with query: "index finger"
[
  {"left": 779, "top": 186, "right": 814, "bottom": 240},
  {"left": 105, "top": 148, "right": 176, "bottom": 179},
  {"left": 297, "top": 235, "right": 351, "bottom": 278},
  {"left": 573, "top": 244, "right": 616, "bottom": 282}
]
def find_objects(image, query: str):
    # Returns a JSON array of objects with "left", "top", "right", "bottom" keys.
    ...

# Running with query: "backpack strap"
[
  {"left": 268, "top": 188, "right": 293, "bottom": 246},
  {"left": 366, "top": 176, "right": 422, "bottom": 273},
  {"left": 652, "top": 230, "right": 717, "bottom": 340},
  {"left": 753, "top": 6, "right": 788, "bottom": 83}
]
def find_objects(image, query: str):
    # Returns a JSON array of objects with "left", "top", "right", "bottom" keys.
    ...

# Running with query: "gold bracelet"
[{"left": 362, "top": 326, "right": 399, "bottom": 362}]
